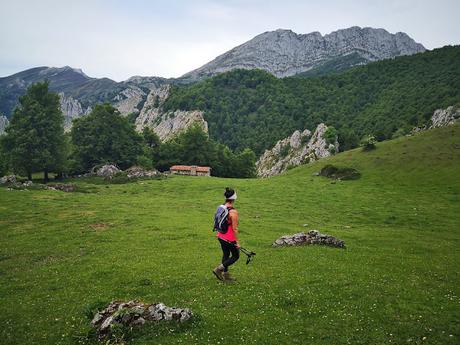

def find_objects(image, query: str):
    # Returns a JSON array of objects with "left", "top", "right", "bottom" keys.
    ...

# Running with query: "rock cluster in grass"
[
  {"left": 272, "top": 230, "right": 345, "bottom": 248},
  {"left": 0, "top": 175, "right": 33, "bottom": 188},
  {"left": 91, "top": 300, "right": 192, "bottom": 337},
  {"left": 88, "top": 164, "right": 162, "bottom": 180},
  {"left": 0, "top": 175, "right": 78, "bottom": 192},
  {"left": 125, "top": 166, "right": 160, "bottom": 179},
  {"left": 95, "top": 164, "right": 121, "bottom": 178},
  {"left": 45, "top": 183, "right": 77, "bottom": 192}
]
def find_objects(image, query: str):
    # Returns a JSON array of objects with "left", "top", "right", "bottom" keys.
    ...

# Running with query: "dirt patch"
[
  {"left": 89, "top": 223, "right": 111, "bottom": 231},
  {"left": 319, "top": 164, "right": 361, "bottom": 180}
]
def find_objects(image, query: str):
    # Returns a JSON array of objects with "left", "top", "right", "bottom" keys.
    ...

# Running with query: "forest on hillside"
[{"left": 164, "top": 46, "right": 460, "bottom": 155}]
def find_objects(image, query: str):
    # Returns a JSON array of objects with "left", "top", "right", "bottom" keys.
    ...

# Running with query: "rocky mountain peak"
[{"left": 181, "top": 26, "right": 426, "bottom": 81}]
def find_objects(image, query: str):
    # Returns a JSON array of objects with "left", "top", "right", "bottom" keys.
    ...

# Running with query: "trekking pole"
[{"left": 239, "top": 246, "right": 256, "bottom": 264}]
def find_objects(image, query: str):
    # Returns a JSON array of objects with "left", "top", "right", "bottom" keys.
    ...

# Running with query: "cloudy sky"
[{"left": 1, "top": 0, "right": 459, "bottom": 81}]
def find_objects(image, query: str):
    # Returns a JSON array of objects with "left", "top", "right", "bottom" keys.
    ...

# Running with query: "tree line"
[
  {"left": 0, "top": 81, "right": 256, "bottom": 180},
  {"left": 163, "top": 45, "right": 460, "bottom": 155}
]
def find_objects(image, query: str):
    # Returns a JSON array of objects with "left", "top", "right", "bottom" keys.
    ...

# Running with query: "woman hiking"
[{"left": 213, "top": 187, "right": 240, "bottom": 282}]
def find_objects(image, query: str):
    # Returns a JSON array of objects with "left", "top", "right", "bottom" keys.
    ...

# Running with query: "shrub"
[
  {"left": 361, "top": 135, "right": 377, "bottom": 151},
  {"left": 324, "top": 126, "right": 337, "bottom": 145},
  {"left": 279, "top": 144, "right": 291, "bottom": 158},
  {"left": 319, "top": 164, "right": 361, "bottom": 180}
]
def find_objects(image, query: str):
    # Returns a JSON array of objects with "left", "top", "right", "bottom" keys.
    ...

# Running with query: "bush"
[
  {"left": 279, "top": 144, "right": 291, "bottom": 158},
  {"left": 361, "top": 135, "right": 377, "bottom": 151},
  {"left": 324, "top": 126, "right": 337, "bottom": 145},
  {"left": 319, "top": 164, "right": 361, "bottom": 180}
]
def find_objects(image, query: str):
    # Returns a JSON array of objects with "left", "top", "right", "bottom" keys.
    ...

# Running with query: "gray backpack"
[{"left": 213, "top": 205, "right": 232, "bottom": 233}]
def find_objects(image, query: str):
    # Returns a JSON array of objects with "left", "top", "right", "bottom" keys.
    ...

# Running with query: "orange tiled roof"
[{"left": 170, "top": 165, "right": 211, "bottom": 172}]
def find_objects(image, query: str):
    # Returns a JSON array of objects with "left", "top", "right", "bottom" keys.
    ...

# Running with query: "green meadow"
[{"left": 1, "top": 125, "right": 459, "bottom": 344}]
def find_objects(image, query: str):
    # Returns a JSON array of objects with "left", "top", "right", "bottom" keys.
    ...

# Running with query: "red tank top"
[{"left": 217, "top": 207, "right": 237, "bottom": 242}]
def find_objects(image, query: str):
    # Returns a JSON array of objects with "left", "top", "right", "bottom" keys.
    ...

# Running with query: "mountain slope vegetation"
[{"left": 164, "top": 46, "right": 460, "bottom": 155}]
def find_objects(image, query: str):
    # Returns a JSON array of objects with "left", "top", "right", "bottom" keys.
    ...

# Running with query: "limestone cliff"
[
  {"left": 0, "top": 115, "right": 9, "bottom": 135},
  {"left": 256, "top": 123, "right": 339, "bottom": 177},
  {"left": 430, "top": 106, "right": 460, "bottom": 129},
  {"left": 135, "top": 86, "right": 208, "bottom": 141},
  {"left": 182, "top": 27, "right": 425, "bottom": 81},
  {"left": 112, "top": 86, "right": 146, "bottom": 116}
]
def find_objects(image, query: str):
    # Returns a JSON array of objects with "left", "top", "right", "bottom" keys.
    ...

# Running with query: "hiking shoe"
[
  {"left": 212, "top": 264, "right": 225, "bottom": 281},
  {"left": 223, "top": 272, "right": 236, "bottom": 282}
]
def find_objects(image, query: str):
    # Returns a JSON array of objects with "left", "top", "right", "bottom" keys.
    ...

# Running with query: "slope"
[{"left": 0, "top": 125, "right": 459, "bottom": 344}]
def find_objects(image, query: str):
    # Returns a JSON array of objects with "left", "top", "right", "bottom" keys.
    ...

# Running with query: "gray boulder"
[
  {"left": 272, "top": 230, "right": 345, "bottom": 248},
  {"left": 91, "top": 300, "right": 193, "bottom": 338},
  {"left": 95, "top": 165, "right": 121, "bottom": 178},
  {"left": 125, "top": 166, "right": 160, "bottom": 179}
]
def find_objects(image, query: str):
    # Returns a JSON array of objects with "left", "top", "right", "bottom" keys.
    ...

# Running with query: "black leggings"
[{"left": 219, "top": 238, "right": 240, "bottom": 272}]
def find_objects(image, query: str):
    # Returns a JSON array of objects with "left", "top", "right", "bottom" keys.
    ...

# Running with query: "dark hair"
[{"left": 224, "top": 187, "right": 235, "bottom": 201}]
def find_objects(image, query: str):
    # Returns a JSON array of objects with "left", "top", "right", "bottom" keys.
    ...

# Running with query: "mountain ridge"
[{"left": 181, "top": 26, "right": 425, "bottom": 81}]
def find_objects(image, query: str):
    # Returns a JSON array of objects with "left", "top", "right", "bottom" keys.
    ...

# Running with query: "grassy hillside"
[
  {"left": 0, "top": 125, "right": 459, "bottom": 344},
  {"left": 164, "top": 46, "right": 460, "bottom": 155}
]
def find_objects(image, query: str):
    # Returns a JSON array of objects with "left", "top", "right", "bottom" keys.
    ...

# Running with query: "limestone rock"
[
  {"left": 0, "top": 175, "right": 35, "bottom": 189},
  {"left": 125, "top": 166, "right": 160, "bottom": 179},
  {"left": 0, "top": 115, "right": 9, "bottom": 135},
  {"left": 430, "top": 106, "right": 460, "bottom": 129},
  {"left": 135, "top": 85, "right": 208, "bottom": 141},
  {"left": 91, "top": 300, "right": 192, "bottom": 338},
  {"left": 45, "top": 183, "right": 77, "bottom": 192},
  {"left": 256, "top": 123, "right": 338, "bottom": 177},
  {"left": 272, "top": 230, "right": 345, "bottom": 248},
  {"left": 182, "top": 27, "right": 425, "bottom": 81},
  {"left": 0, "top": 175, "right": 17, "bottom": 185},
  {"left": 113, "top": 86, "right": 146, "bottom": 116},
  {"left": 95, "top": 165, "right": 121, "bottom": 178},
  {"left": 58, "top": 93, "right": 92, "bottom": 131}
]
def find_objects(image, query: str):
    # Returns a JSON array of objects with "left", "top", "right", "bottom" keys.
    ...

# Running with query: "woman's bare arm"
[{"left": 230, "top": 209, "right": 239, "bottom": 244}]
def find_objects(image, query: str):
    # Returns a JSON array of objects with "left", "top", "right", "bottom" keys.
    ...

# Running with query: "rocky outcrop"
[
  {"left": 411, "top": 106, "right": 460, "bottom": 134},
  {"left": 0, "top": 115, "right": 9, "bottom": 135},
  {"left": 182, "top": 26, "right": 425, "bottom": 81},
  {"left": 113, "top": 86, "right": 146, "bottom": 116},
  {"left": 135, "top": 86, "right": 208, "bottom": 141},
  {"left": 46, "top": 183, "right": 77, "bottom": 192},
  {"left": 125, "top": 166, "right": 160, "bottom": 179},
  {"left": 95, "top": 164, "right": 121, "bottom": 178},
  {"left": 91, "top": 300, "right": 192, "bottom": 339},
  {"left": 256, "top": 123, "right": 339, "bottom": 177},
  {"left": 430, "top": 106, "right": 460, "bottom": 129},
  {"left": 272, "top": 230, "right": 345, "bottom": 248},
  {"left": 58, "top": 93, "right": 90, "bottom": 130}
]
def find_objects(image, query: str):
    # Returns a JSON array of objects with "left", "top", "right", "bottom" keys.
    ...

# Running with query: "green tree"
[
  {"left": 233, "top": 148, "right": 257, "bottom": 178},
  {"left": 71, "top": 104, "right": 143, "bottom": 172},
  {"left": 176, "top": 124, "right": 215, "bottom": 166},
  {"left": 0, "top": 136, "right": 8, "bottom": 176},
  {"left": 324, "top": 126, "right": 338, "bottom": 145},
  {"left": 141, "top": 127, "right": 161, "bottom": 168},
  {"left": 2, "top": 81, "right": 66, "bottom": 181}
]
